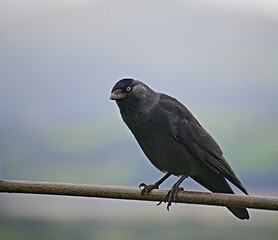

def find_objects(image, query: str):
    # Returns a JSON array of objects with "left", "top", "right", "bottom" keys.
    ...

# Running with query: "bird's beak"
[{"left": 110, "top": 89, "right": 126, "bottom": 100}]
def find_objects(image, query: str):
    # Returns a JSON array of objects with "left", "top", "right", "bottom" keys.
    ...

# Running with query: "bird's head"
[
  {"left": 110, "top": 78, "right": 142, "bottom": 101},
  {"left": 110, "top": 78, "right": 159, "bottom": 115}
]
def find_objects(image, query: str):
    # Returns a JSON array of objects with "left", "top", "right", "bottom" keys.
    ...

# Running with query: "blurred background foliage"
[{"left": 0, "top": 0, "right": 278, "bottom": 239}]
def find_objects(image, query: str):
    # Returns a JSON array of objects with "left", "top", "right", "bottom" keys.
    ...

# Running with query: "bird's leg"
[
  {"left": 139, "top": 173, "right": 172, "bottom": 196},
  {"left": 158, "top": 175, "right": 188, "bottom": 210}
]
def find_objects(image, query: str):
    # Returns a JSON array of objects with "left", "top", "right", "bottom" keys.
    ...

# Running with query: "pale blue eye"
[{"left": 126, "top": 86, "right": 132, "bottom": 92}]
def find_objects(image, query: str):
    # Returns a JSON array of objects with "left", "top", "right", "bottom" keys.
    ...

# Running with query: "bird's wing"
[{"left": 158, "top": 95, "right": 248, "bottom": 194}]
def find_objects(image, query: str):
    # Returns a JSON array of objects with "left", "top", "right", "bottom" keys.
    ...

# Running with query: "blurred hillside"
[{"left": 0, "top": 1, "right": 278, "bottom": 238}]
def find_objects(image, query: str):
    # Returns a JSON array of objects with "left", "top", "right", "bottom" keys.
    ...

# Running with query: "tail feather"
[
  {"left": 191, "top": 171, "right": 249, "bottom": 220},
  {"left": 226, "top": 207, "right": 249, "bottom": 220}
]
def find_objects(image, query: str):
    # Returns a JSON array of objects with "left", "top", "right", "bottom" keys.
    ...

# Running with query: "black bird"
[{"left": 110, "top": 78, "right": 249, "bottom": 220}]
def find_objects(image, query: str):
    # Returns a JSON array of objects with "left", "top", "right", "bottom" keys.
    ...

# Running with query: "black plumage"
[{"left": 110, "top": 78, "right": 249, "bottom": 220}]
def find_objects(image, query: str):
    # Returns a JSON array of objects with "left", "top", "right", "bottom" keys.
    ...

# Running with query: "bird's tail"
[
  {"left": 191, "top": 172, "right": 249, "bottom": 220},
  {"left": 226, "top": 206, "right": 249, "bottom": 220}
]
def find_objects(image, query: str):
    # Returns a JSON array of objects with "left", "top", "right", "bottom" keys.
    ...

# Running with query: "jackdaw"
[{"left": 110, "top": 78, "right": 249, "bottom": 220}]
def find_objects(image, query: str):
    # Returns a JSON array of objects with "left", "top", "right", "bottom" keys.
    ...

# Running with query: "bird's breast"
[
  {"left": 131, "top": 118, "right": 199, "bottom": 176},
  {"left": 120, "top": 105, "right": 200, "bottom": 176}
]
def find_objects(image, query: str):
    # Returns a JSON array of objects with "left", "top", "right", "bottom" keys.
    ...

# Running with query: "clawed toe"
[
  {"left": 158, "top": 186, "right": 184, "bottom": 210},
  {"left": 139, "top": 183, "right": 147, "bottom": 189},
  {"left": 139, "top": 183, "right": 158, "bottom": 196}
]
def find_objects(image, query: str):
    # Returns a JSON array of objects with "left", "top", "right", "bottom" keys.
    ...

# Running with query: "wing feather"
[{"left": 158, "top": 95, "right": 248, "bottom": 194}]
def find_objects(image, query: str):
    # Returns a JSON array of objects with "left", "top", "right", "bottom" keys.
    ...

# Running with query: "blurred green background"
[{"left": 0, "top": 0, "right": 278, "bottom": 239}]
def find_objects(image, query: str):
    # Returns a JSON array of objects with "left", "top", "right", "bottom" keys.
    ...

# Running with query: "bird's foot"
[
  {"left": 139, "top": 183, "right": 159, "bottom": 196},
  {"left": 157, "top": 186, "right": 184, "bottom": 210}
]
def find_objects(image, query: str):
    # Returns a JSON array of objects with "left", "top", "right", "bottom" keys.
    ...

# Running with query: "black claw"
[
  {"left": 139, "top": 183, "right": 147, "bottom": 189},
  {"left": 139, "top": 183, "right": 159, "bottom": 196},
  {"left": 157, "top": 201, "right": 163, "bottom": 206},
  {"left": 158, "top": 186, "right": 184, "bottom": 210}
]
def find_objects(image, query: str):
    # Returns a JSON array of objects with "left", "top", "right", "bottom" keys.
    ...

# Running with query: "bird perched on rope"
[{"left": 110, "top": 78, "right": 249, "bottom": 220}]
